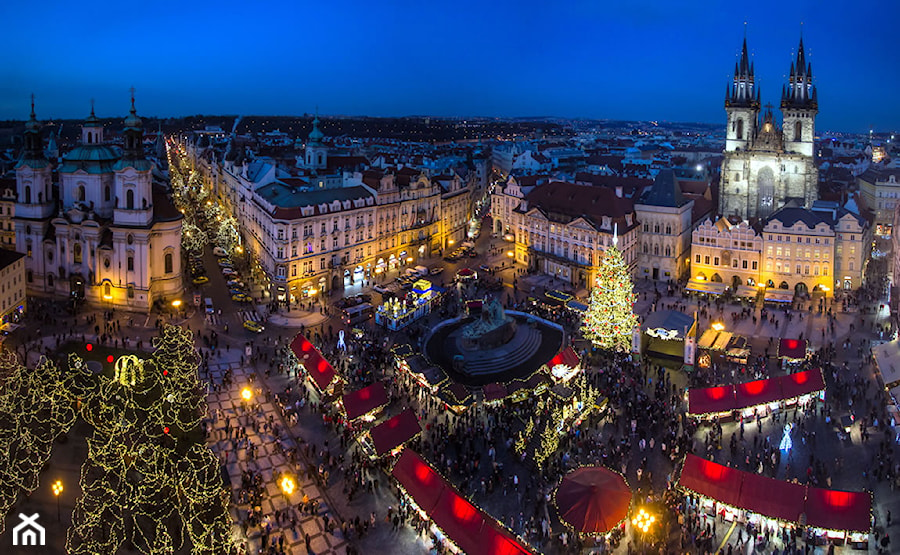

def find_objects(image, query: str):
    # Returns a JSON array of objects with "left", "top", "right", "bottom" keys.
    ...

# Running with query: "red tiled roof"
[
  {"left": 341, "top": 382, "right": 389, "bottom": 421},
  {"left": 523, "top": 181, "right": 637, "bottom": 230}
]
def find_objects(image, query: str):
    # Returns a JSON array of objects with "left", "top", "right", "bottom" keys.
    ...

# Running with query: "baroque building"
[
  {"left": 719, "top": 37, "right": 818, "bottom": 220},
  {"left": 14, "top": 97, "right": 183, "bottom": 310}
]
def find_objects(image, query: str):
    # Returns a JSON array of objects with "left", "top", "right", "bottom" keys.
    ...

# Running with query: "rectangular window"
[
  {"left": 733, "top": 260, "right": 738, "bottom": 268},
  {"left": 796, "top": 264, "right": 801, "bottom": 274},
  {"left": 742, "top": 260, "right": 748, "bottom": 269},
  {"left": 704, "top": 256, "right": 710, "bottom": 264},
  {"left": 127, "top": 257, "right": 134, "bottom": 272},
  {"left": 696, "top": 254, "right": 701, "bottom": 263},
  {"left": 751, "top": 261, "right": 757, "bottom": 270},
  {"left": 714, "top": 257, "right": 719, "bottom": 266}
]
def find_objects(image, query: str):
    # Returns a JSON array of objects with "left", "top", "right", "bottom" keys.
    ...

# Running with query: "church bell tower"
[{"left": 724, "top": 37, "right": 760, "bottom": 153}]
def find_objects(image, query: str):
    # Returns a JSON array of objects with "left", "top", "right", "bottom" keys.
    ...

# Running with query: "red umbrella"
[{"left": 555, "top": 467, "right": 632, "bottom": 534}]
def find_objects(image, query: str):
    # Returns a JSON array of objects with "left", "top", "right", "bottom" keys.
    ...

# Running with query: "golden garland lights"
[{"left": 631, "top": 507, "right": 656, "bottom": 534}]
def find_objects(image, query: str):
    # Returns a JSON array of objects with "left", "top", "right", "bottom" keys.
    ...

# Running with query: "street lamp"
[
  {"left": 171, "top": 299, "right": 182, "bottom": 309},
  {"left": 52, "top": 480, "right": 63, "bottom": 522},
  {"left": 711, "top": 322, "right": 725, "bottom": 332},
  {"left": 241, "top": 388, "right": 252, "bottom": 402},
  {"left": 279, "top": 475, "right": 296, "bottom": 497},
  {"left": 631, "top": 507, "right": 655, "bottom": 542}
]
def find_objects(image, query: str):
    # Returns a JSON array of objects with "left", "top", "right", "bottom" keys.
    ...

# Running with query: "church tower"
[
  {"left": 304, "top": 113, "right": 328, "bottom": 172},
  {"left": 15, "top": 96, "right": 54, "bottom": 220},
  {"left": 113, "top": 91, "right": 154, "bottom": 227},
  {"left": 724, "top": 37, "right": 760, "bottom": 153},
  {"left": 780, "top": 37, "right": 817, "bottom": 157}
]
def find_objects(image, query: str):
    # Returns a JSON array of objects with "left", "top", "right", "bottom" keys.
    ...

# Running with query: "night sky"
[{"left": 1, "top": 0, "right": 896, "bottom": 132}]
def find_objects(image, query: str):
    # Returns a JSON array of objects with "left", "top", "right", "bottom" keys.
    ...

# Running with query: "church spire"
[
  {"left": 726, "top": 31, "right": 758, "bottom": 108},
  {"left": 781, "top": 35, "right": 817, "bottom": 110},
  {"left": 23, "top": 93, "right": 44, "bottom": 159},
  {"left": 122, "top": 89, "right": 144, "bottom": 159}
]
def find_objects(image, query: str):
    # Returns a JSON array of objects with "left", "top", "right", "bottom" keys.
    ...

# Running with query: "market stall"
[
  {"left": 546, "top": 346, "right": 581, "bottom": 383},
  {"left": 289, "top": 334, "right": 341, "bottom": 395},
  {"left": 778, "top": 338, "right": 808, "bottom": 365},
  {"left": 367, "top": 408, "right": 422, "bottom": 458},
  {"left": 686, "top": 279, "right": 727, "bottom": 296},
  {"left": 375, "top": 279, "right": 446, "bottom": 331},
  {"left": 341, "top": 382, "right": 389, "bottom": 422},
  {"left": 764, "top": 289, "right": 793, "bottom": 304},
  {"left": 391, "top": 450, "right": 534, "bottom": 555},
  {"left": 483, "top": 383, "right": 508, "bottom": 403},
  {"left": 687, "top": 369, "right": 825, "bottom": 419},
  {"left": 734, "top": 284, "right": 760, "bottom": 300},
  {"left": 677, "top": 455, "right": 871, "bottom": 547},
  {"left": 394, "top": 351, "right": 447, "bottom": 392},
  {"left": 639, "top": 309, "right": 695, "bottom": 364},
  {"left": 554, "top": 466, "right": 632, "bottom": 535}
]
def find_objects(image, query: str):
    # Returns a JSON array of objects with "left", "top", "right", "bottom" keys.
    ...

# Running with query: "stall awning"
[
  {"left": 872, "top": 339, "right": 900, "bottom": 388},
  {"left": 392, "top": 450, "right": 447, "bottom": 513},
  {"left": 446, "top": 383, "right": 471, "bottom": 404},
  {"left": 778, "top": 338, "right": 807, "bottom": 360},
  {"left": 804, "top": 487, "right": 873, "bottom": 532},
  {"left": 342, "top": 382, "right": 389, "bottom": 421},
  {"left": 712, "top": 331, "right": 733, "bottom": 352},
  {"left": 734, "top": 285, "right": 760, "bottom": 299},
  {"left": 370, "top": 408, "right": 421, "bottom": 457},
  {"left": 764, "top": 289, "right": 794, "bottom": 303},
  {"left": 678, "top": 454, "right": 743, "bottom": 507},
  {"left": 737, "top": 471, "right": 806, "bottom": 523},
  {"left": 776, "top": 369, "right": 825, "bottom": 400},
  {"left": 688, "top": 385, "right": 736, "bottom": 415},
  {"left": 431, "top": 488, "right": 488, "bottom": 555},
  {"left": 686, "top": 279, "right": 727, "bottom": 295},
  {"left": 698, "top": 329, "right": 719, "bottom": 350},
  {"left": 483, "top": 383, "right": 508, "bottom": 402},
  {"left": 734, "top": 379, "right": 783, "bottom": 409},
  {"left": 549, "top": 346, "right": 580, "bottom": 370},
  {"left": 545, "top": 290, "right": 573, "bottom": 303},
  {"left": 290, "top": 334, "right": 337, "bottom": 392},
  {"left": 565, "top": 300, "right": 589, "bottom": 312}
]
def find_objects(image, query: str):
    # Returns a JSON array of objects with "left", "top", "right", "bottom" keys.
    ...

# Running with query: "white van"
[{"left": 414, "top": 265, "right": 429, "bottom": 276}]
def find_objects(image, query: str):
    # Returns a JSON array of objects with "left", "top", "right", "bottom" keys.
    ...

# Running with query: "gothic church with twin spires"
[{"left": 720, "top": 37, "right": 818, "bottom": 220}]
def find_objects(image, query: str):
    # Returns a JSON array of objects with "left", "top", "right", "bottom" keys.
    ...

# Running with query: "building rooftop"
[{"left": 0, "top": 249, "right": 25, "bottom": 270}]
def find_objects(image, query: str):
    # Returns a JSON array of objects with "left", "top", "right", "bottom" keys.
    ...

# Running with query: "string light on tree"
[{"left": 581, "top": 224, "right": 639, "bottom": 352}]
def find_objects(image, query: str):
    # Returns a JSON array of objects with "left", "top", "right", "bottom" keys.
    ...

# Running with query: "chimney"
[{"left": 615, "top": 186, "right": 623, "bottom": 198}]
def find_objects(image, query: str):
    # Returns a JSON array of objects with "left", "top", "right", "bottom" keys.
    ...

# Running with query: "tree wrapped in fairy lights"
[{"left": 581, "top": 229, "right": 638, "bottom": 352}]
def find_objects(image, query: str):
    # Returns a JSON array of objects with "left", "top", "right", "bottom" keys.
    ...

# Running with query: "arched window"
[
  {"left": 24, "top": 186, "right": 31, "bottom": 204},
  {"left": 794, "top": 121, "right": 802, "bottom": 142},
  {"left": 126, "top": 190, "right": 135, "bottom": 210},
  {"left": 47, "top": 274, "right": 54, "bottom": 288},
  {"left": 104, "top": 185, "right": 111, "bottom": 202},
  {"left": 127, "top": 256, "right": 134, "bottom": 272},
  {"left": 73, "top": 243, "right": 82, "bottom": 264},
  {"left": 665, "top": 246, "right": 671, "bottom": 257},
  {"left": 103, "top": 282, "right": 111, "bottom": 297},
  {"left": 735, "top": 118, "right": 744, "bottom": 140},
  {"left": 665, "top": 225, "right": 672, "bottom": 235},
  {"left": 653, "top": 245, "right": 659, "bottom": 256},
  {"left": 77, "top": 185, "right": 86, "bottom": 202},
  {"left": 642, "top": 243, "right": 648, "bottom": 254},
  {"left": 87, "top": 133, "right": 92, "bottom": 144},
  {"left": 164, "top": 252, "right": 173, "bottom": 274}
]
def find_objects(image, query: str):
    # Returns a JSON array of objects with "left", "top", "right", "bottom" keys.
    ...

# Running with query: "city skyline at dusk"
[{"left": 1, "top": 0, "right": 897, "bottom": 132}]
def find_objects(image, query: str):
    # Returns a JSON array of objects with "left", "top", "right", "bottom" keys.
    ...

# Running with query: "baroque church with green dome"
[{"left": 13, "top": 96, "right": 183, "bottom": 310}]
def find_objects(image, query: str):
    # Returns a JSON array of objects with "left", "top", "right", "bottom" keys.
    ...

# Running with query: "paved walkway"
[{"left": 204, "top": 357, "right": 349, "bottom": 555}]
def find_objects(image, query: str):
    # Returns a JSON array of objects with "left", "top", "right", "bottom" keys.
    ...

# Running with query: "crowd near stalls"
[
  {"left": 687, "top": 368, "right": 826, "bottom": 421},
  {"left": 678, "top": 454, "right": 872, "bottom": 549},
  {"left": 375, "top": 278, "right": 446, "bottom": 331}
]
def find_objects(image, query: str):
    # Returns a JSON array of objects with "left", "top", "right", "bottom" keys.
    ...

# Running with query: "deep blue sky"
[{"left": 1, "top": 0, "right": 896, "bottom": 132}]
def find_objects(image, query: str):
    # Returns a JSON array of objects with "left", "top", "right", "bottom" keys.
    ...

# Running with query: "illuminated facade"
[
  {"left": 720, "top": 37, "right": 818, "bottom": 220},
  {"left": 857, "top": 168, "right": 900, "bottom": 236},
  {"left": 691, "top": 219, "right": 761, "bottom": 288}
]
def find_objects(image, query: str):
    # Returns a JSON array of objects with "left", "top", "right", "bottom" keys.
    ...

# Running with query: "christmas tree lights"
[{"left": 581, "top": 232, "right": 638, "bottom": 352}]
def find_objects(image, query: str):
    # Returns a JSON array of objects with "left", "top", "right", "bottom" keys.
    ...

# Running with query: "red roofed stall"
[
  {"left": 369, "top": 408, "right": 421, "bottom": 457},
  {"left": 341, "top": 382, "right": 389, "bottom": 421},
  {"left": 483, "top": 383, "right": 508, "bottom": 403},
  {"left": 737, "top": 471, "right": 806, "bottom": 523},
  {"left": 290, "top": 334, "right": 338, "bottom": 393},
  {"left": 677, "top": 454, "right": 743, "bottom": 508},
  {"left": 687, "top": 385, "right": 736, "bottom": 416},
  {"left": 734, "top": 378, "right": 783, "bottom": 410},
  {"left": 778, "top": 338, "right": 808, "bottom": 361},
  {"left": 804, "top": 487, "right": 872, "bottom": 533},
  {"left": 777, "top": 369, "right": 825, "bottom": 400},
  {"left": 391, "top": 450, "right": 534, "bottom": 555}
]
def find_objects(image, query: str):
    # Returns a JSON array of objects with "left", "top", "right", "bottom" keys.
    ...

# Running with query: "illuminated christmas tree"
[{"left": 581, "top": 229, "right": 638, "bottom": 352}]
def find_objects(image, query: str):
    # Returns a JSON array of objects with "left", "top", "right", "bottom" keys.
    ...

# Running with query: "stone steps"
[{"left": 461, "top": 325, "right": 542, "bottom": 376}]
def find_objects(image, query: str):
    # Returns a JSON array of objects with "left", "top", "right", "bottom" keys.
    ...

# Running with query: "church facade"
[
  {"left": 13, "top": 98, "right": 183, "bottom": 311},
  {"left": 719, "top": 38, "right": 818, "bottom": 220}
]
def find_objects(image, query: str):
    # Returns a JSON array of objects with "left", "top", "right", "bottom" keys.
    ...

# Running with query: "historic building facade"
[
  {"left": 14, "top": 99, "right": 183, "bottom": 310},
  {"left": 719, "top": 38, "right": 818, "bottom": 220}
]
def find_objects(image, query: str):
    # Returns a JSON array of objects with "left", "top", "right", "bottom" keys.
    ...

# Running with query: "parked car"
[
  {"left": 243, "top": 320, "right": 264, "bottom": 333},
  {"left": 430, "top": 267, "right": 444, "bottom": 275},
  {"left": 373, "top": 284, "right": 390, "bottom": 294},
  {"left": 231, "top": 293, "right": 252, "bottom": 302},
  {"left": 222, "top": 268, "right": 238, "bottom": 276},
  {"left": 479, "top": 264, "right": 491, "bottom": 272},
  {"left": 192, "top": 276, "right": 209, "bottom": 285}
]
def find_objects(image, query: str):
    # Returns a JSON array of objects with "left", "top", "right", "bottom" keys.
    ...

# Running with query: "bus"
[{"left": 341, "top": 303, "right": 375, "bottom": 325}]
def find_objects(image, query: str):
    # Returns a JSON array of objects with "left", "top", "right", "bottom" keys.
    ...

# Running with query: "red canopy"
[
  {"left": 483, "top": 383, "right": 508, "bottom": 402},
  {"left": 479, "top": 524, "right": 533, "bottom": 555},
  {"left": 555, "top": 467, "right": 632, "bottom": 534},
  {"left": 342, "top": 382, "right": 389, "bottom": 421},
  {"left": 737, "top": 471, "right": 806, "bottom": 522},
  {"left": 777, "top": 369, "right": 825, "bottom": 400},
  {"left": 431, "top": 488, "right": 487, "bottom": 555},
  {"left": 290, "top": 334, "right": 337, "bottom": 392},
  {"left": 778, "top": 338, "right": 807, "bottom": 360},
  {"left": 370, "top": 408, "right": 421, "bottom": 457},
  {"left": 677, "top": 455, "right": 743, "bottom": 508},
  {"left": 804, "top": 487, "right": 872, "bottom": 532},
  {"left": 391, "top": 450, "right": 446, "bottom": 513},
  {"left": 687, "top": 385, "right": 736, "bottom": 415},
  {"left": 447, "top": 383, "right": 471, "bottom": 404},
  {"left": 549, "top": 346, "right": 580, "bottom": 370},
  {"left": 734, "top": 378, "right": 782, "bottom": 410}
]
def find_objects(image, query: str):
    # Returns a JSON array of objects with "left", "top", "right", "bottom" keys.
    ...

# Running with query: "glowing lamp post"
[
  {"left": 632, "top": 507, "right": 655, "bottom": 546},
  {"left": 279, "top": 475, "right": 296, "bottom": 497},
  {"left": 52, "top": 480, "right": 63, "bottom": 522},
  {"left": 241, "top": 388, "right": 252, "bottom": 406},
  {"left": 711, "top": 322, "right": 725, "bottom": 332}
]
